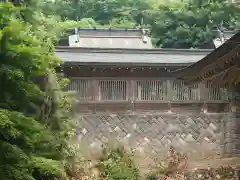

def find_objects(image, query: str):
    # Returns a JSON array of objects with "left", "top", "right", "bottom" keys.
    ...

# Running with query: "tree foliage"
[
  {"left": 41, "top": 0, "right": 240, "bottom": 48},
  {"left": 0, "top": 1, "right": 76, "bottom": 179},
  {"left": 1, "top": 0, "right": 240, "bottom": 179},
  {"left": 145, "top": 0, "right": 240, "bottom": 48}
]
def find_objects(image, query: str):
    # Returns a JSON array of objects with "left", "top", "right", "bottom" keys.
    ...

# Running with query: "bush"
[
  {"left": 99, "top": 146, "right": 140, "bottom": 180},
  {"left": 185, "top": 166, "right": 235, "bottom": 180},
  {"left": 66, "top": 144, "right": 140, "bottom": 180}
]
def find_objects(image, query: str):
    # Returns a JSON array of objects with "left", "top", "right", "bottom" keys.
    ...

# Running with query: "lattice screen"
[{"left": 67, "top": 78, "right": 229, "bottom": 101}]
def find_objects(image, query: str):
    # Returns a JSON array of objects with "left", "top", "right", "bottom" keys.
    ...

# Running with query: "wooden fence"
[{"left": 67, "top": 78, "right": 229, "bottom": 102}]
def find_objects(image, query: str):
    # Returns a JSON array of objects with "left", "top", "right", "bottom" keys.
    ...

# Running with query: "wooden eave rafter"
[
  {"left": 183, "top": 45, "right": 240, "bottom": 84},
  {"left": 202, "top": 63, "right": 240, "bottom": 87},
  {"left": 173, "top": 32, "right": 240, "bottom": 84}
]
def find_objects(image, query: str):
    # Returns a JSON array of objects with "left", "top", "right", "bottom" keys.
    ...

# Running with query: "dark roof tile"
[{"left": 56, "top": 47, "right": 211, "bottom": 65}]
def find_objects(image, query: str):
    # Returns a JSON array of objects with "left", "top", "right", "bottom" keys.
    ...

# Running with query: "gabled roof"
[
  {"left": 56, "top": 46, "right": 212, "bottom": 66},
  {"left": 69, "top": 27, "right": 142, "bottom": 32},
  {"left": 67, "top": 27, "right": 153, "bottom": 49}
]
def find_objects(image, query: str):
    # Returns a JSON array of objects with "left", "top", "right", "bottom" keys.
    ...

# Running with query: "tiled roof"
[
  {"left": 56, "top": 47, "right": 212, "bottom": 65},
  {"left": 67, "top": 27, "right": 153, "bottom": 49}
]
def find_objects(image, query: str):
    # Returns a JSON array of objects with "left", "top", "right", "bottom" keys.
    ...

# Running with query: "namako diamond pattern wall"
[{"left": 77, "top": 113, "right": 225, "bottom": 160}]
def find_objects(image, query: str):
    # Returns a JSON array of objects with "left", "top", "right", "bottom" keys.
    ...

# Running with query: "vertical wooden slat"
[
  {"left": 67, "top": 79, "right": 93, "bottom": 101},
  {"left": 96, "top": 80, "right": 128, "bottom": 101}
]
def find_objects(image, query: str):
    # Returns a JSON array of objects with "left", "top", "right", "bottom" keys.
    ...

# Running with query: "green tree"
[
  {"left": 145, "top": 0, "right": 240, "bottom": 48},
  {"left": 40, "top": 0, "right": 150, "bottom": 24},
  {"left": 40, "top": 0, "right": 240, "bottom": 48},
  {"left": 0, "top": 2, "right": 76, "bottom": 179}
]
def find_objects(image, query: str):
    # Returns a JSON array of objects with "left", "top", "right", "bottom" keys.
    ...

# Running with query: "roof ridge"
[{"left": 67, "top": 27, "right": 142, "bottom": 31}]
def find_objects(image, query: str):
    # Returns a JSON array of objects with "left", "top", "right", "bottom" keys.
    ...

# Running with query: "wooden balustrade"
[{"left": 67, "top": 78, "right": 230, "bottom": 102}]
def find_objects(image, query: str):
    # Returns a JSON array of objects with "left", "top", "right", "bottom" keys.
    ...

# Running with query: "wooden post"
[
  {"left": 199, "top": 81, "right": 208, "bottom": 101},
  {"left": 137, "top": 82, "right": 141, "bottom": 100},
  {"left": 126, "top": 79, "right": 134, "bottom": 101},
  {"left": 127, "top": 80, "right": 135, "bottom": 112},
  {"left": 131, "top": 80, "right": 135, "bottom": 101},
  {"left": 167, "top": 80, "right": 173, "bottom": 101},
  {"left": 92, "top": 80, "right": 99, "bottom": 101},
  {"left": 126, "top": 80, "right": 130, "bottom": 101}
]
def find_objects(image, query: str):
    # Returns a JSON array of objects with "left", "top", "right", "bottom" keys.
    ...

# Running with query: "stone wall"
[
  {"left": 223, "top": 104, "right": 240, "bottom": 157},
  {"left": 77, "top": 112, "right": 226, "bottom": 161}
]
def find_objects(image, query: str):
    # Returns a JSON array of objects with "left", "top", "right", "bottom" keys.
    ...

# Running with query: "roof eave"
[
  {"left": 171, "top": 31, "right": 240, "bottom": 82},
  {"left": 55, "top": 46, "right": 213, "bottom": 55},
  {"left": 62, "top": 61, "right": 193, "bottom": 67}
]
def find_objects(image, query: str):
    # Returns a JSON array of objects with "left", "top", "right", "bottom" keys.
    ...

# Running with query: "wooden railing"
[{"left": 67, "top": 78, "right": 229, "bottom": 102}]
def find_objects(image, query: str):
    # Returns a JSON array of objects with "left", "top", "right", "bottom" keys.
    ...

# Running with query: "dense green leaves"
[
  {"left": 0, "top": 109, "right": 66, "bottom": 180},
  {"left": 143, "top": 0, "right": 240, "bottom": 48},
  {"left": 41, "top": 0, "right": 240, "bottom": 48},
  {"left": 0, "top": 0, "right": 239, "bottom": 179},
  {"left": 0, "top": 2, "right": 76, "bottom": 179},
  {"left": 41, "top": 0, "right": 150, "bottom": 24}
]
